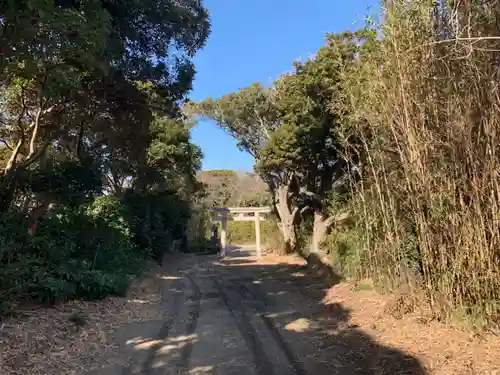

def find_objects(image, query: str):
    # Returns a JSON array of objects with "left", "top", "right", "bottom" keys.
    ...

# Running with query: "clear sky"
[{"left": 190, "top": 0, "right": 378, "bottom": 171}]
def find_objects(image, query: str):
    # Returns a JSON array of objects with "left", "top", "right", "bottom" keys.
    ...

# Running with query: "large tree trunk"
[
  {"left": 278, "top": 220, "right": 297, "bottom": 252},
  {"left": 311, "top": 212, "right": 331, "bottom": 254},
  {"left": 27, "top": 201, "right": 52, "bottom": 235},
  {"left": 311, "top": 211, "right": 350, "bottom": 254},
  {"left": 274, "top": 184, "right": 298, "bottom": 252}
]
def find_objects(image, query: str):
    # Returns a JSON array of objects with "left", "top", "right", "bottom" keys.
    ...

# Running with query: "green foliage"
[
  {"left": 122, "top": 190, "right": 190, "bottom": 263},
  {"left": 325, "top": 226, "right": 365, "bottom": 279},
  {"left": 225, "top": 219, "right": 287, "bottom": 255},
  {"left": 28, "top": 160, "right": 103, "bottom": 206},
  {"left": 191, "top": 31, "right": 374, "bottom": 254},
  {"left": 135, "top": 117, "right": 203, "bottom": 196},
  {"left": 0, "top": 190, "right": 193, "bottom": 311},
  {"left": 0, "top": 0, "right": 210, "bottom": 211},
  {"left": 186, "top": 203, "right": 213, "bottom": 252},
  {"left": 187, "top": 83, "right": 279, "bottom": 157},
  {"left": 0, "top": 204, "right": 137, "bottom": 310},
  {"left": 259, "top": 30, "right": 375, "bottom": 232},
  {"left": 352, "top": 282, "right": 373, "bottom": 292},
  {"left": 0, "top": 0, "right": 209, "bottom": 313},
  {"left": 226, "top": 220, "right": 279, "bottom": 244}
]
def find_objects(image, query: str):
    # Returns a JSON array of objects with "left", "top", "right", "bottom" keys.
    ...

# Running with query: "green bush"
[
  {"left": 226, "top": 220, "right": 280, "bottom": 245},
  {"left": 325, "top": 225, "right": 366, "bottom": 279},
  {"left": 121, "top": 190, "right": 190, "bottom": 262},
  {"left": 0, "top": 201, "right": 144, "bottom": 310},
  {"left": 0, "top": 186, "right": 194, "bottom": 313}
]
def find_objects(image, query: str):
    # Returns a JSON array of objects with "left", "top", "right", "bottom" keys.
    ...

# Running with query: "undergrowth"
[
  {"left": 325, "top": 0, "right": 500, "bottom": 326},
  {"left": 0, "top": 193, "right": 190, "bottom": 313}
]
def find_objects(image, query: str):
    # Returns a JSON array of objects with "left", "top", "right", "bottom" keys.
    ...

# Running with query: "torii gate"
[{"left": 211, "top": 206, "right": 271, "bottom": 257}]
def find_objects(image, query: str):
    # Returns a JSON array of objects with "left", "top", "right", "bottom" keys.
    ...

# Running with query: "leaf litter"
[{"left": 0, "top": 261, "right": 164, "bottom": 375}]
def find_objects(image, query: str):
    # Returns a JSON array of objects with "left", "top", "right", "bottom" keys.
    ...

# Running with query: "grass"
[
  {"left": 352, "top": 282, "right": 373, "bottom": 292},
  {"left": 331, "top": 0, "right": 500, "bottom": 326}
]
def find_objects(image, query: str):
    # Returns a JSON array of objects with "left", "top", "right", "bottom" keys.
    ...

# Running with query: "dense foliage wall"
[
  {"left": 0, "top": 0, "right": 210, "bottom": 312},
  {"left": 227, "top": 220, "right": 276, "bottom": 244}
]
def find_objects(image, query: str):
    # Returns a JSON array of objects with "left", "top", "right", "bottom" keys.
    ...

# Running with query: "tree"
[
  {"left": 134, "top": 117, "right": 203, "bottom": 196},
  {"left": 259, "top": 30, "right": 375, "bottom": 253},
  {"left": 186, "top": 83, "right": 280, "bottom": 157},
  {"left": 0, "top": 0, "right": 211, "bottom": 227},
  {"left": 0, "top": 0, "right": 211, "bottom": 308},
  {"left": 186, "top": 84, "right": 302, "bottom": 250}
]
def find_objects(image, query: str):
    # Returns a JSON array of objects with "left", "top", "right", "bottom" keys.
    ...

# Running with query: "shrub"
[
  {"left": 121, "top": 190, "right": 190, "bottom": 262},
  {"left": 226, "top": 219, "right": 282, "bottom": 248},
  {"left": 0, "top": 198, "right": 144, "bottom": 312},
  {"left": 325, "top": 225, "right": 365, "bottom": 279}
]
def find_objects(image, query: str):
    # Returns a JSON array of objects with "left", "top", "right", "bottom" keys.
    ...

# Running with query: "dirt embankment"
[{"left": 0, "top": 260, "right": 166, "bottom": 375}]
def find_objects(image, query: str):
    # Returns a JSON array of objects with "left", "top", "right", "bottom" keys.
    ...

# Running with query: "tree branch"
[
  {"left": 5, "top": 136, "right": 24, "bottom": 173},
  {"left": 21, "top": 129, "right": 64, "bottom": 169},
  {"left": 324, "top": 211, "right": 350, "bottom": 228},
  {"left": 4, "top": 87, "right": 27, "bottom": 173},
  {"left": 0, "top": 139, "right": 13, "bottom": 151},
  {"left": 28, "top": 106, "right": 43, "bottom": 159},
  {"left": 254, "top": 110, "right": 270, "bottom": 140},
  {"left": 300, "top": 205, "right": 312, "bottom": 215}
]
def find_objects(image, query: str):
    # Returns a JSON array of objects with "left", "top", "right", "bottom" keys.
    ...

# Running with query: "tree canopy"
[
  {"left": 0, "top": 0, "right": 211, "bottom": 310},
  {"left": 185, "top": 83, "right": 280, "bottom": 157},
  {"left": 189, "top": 30, "right": 374, "bottom": 251},
  {"left": 0, "top": 0, "right": 210, "bottom": 213}
]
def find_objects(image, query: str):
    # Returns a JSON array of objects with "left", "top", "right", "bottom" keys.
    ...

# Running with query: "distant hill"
[{"left": 197, "top": 169, "right": 270, "bottom": 207}]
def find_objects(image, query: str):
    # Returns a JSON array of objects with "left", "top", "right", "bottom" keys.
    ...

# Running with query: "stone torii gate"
[{"left": 211, "top": 206, "right": 271, "bottom": 257}]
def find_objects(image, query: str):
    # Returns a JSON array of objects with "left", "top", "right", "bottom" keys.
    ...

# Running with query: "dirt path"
[
  {"left": 86, "top": 247, "right": 427, "bottom": 375},
  {"left": 3, "top": 246, "right": 500, "bottom": 375}
]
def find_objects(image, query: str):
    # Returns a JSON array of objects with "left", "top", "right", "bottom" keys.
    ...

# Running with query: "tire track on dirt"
[
  {"left": 123, "top": 276, "right": 186, "bottom": 375},
  {"left": 230, "top": 278, "right": 309, "bottom": 375},
  {"left": 212, "top": 276, "right": 276, "bottom": 375},
  {"left": 176, "top": 273, "right": 202, "bottom": 375}
]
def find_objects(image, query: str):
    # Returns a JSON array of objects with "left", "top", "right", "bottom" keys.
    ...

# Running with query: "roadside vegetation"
[
  {"left": 190, "top": 1, "right": 500, "bottom": 327},
  {"left": 0, "top": 0, "right": 210, "bottom": 313}
]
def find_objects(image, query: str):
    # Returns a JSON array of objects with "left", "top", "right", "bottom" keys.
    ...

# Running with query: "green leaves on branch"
[
  {"left": 0, "top": 0, "right": 210, "bottom": 309},
  {"left": 186, "top": 83, "right": 280, "bottom": 157}
]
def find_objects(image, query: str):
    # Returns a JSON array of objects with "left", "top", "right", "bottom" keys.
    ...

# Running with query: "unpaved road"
[{"left": 91, "top": 246, "right": 426, "bottom": 375}]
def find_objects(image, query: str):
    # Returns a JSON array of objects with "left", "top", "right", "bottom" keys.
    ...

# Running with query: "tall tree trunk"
[
  {"left": 274, "top": 184, "right": 298, "bottom": 252},
  {"left": 311, "top": 212, "right": 331, "bottom": 254},
  {"left": 27, "top": 201, "right": 51, "bottom": 235},
  {"left": 311, "top": 211, "right": 350, "bottom": 254}
]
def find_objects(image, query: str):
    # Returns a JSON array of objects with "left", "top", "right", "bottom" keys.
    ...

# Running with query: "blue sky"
[{"left": 190, "top": 0, "right": 378, "bottom": 171}]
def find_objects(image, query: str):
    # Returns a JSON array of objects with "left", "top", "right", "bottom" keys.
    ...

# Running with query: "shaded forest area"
[
  {"left": 189, "top": 1, "right": 500, "bottom": 328},
  {"left": 0, "top": 0, "right": 210, "bottom": 312}
]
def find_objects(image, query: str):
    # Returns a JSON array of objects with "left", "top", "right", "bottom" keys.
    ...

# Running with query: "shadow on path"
[
  {"left": 91, "top": 247, "right": 428, "bottom": 375},
  {"left": 212, "top": 247, "right": 427, "bottom": 375}
]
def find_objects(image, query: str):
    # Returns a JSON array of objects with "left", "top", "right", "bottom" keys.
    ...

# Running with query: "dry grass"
[
  {"left": 255, "top": 253, "right": 500, "bottom": 374},
  {"left": 0, "top": 261, "right": 164, "bottom": 375},
  {"left": 236, "top": 252, "right": 500, "bottom": 375},
  {"left": 325, "top": 281, "right": 500, "bottom": 375},
  {"left": 338, "top": 0, "right": 500, "bottom": 325}
]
